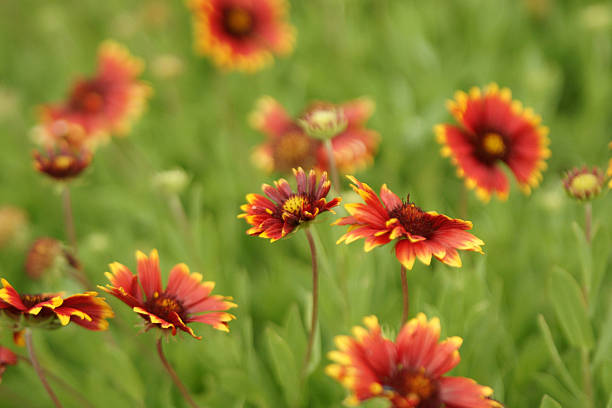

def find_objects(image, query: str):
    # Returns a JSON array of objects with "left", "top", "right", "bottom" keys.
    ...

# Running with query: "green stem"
[
  {"left": 156, "top": 338, "right": 199, "bottom": 408},
  {"left": 585, "top": 203, "right": 592, "bottom": 245},
  {"left": 62, "top": 185, "right": 77, "bottom": 251},
  {"left": 302, "top": 228, "right": 319, "bottom": 376},
  {"left": 400, "top": 265, "right": 409, "bottom": 325},
  {"left": 25, "top": 329, "right": 63, "bottom": 408}
]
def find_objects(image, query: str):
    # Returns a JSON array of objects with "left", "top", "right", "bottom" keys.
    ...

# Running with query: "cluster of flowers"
[{"left": 3, "top": 0, "right": 611, "bottom": 407}]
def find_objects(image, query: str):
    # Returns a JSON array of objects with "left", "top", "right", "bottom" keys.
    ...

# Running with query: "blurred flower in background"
[
  {"left": 436, "top": 83, "right": 550, "bottom": 202},
  {"left": 33, "top": 141, "right": 92, "bottom": 181},
  {"left": 101, "top": 249, "right": 236, "bottom": 338},
  {"left": 250, "top": 96, "right": 379, "bottom": 174},
  {"left": 24, "top": 237, "right": 80, "bottom": 281},
  {"left": 326, "top": 314, "right": 502, "bottom": 407},
  {"left": 239, "top": 167, "right": 341, "bottom": 242},
  {"left": 188, "top": 0, "right": 296, "bottom": 72},
  {"left": 40, "top": 41, "right": 152, "bottom": 144},
  {"left": 151, "top": 54, "right": 184, "bottom": 80},
  {"left": 0, "top": 206, "right": 28, "bottom": 250},
  {"left": 151, "top": 168, "right": 191, "bottom": 196},
  {"left": 335, "top": 176, "right": 483, "bottom": 270},
  {"left": 0, "top": 346, "right": 17, "bottom": 383},
  {"left": 563, "top": 166, "right": 605, "bottom": 201}
]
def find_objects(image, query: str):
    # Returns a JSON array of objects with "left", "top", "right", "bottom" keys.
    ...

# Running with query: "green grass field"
[{"left": 1, "top": 0, "right": 611, "bottom": 407}]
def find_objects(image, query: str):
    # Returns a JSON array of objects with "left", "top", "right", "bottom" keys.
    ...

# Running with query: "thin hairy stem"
[
  {"left": 302, "top": 228, "right": 319, "bottom": 375},
  {"left": 156, "top": 338, "right": 199, "bottom": 408},
  {"left": 25, "top": 329, "right": 63, "bottom": 408},
  {"left": 400, "top": 265, "right": 409, "bottom": 325},
  {"left": 324, "top": 139, "right": 341, "bottom": 192}
]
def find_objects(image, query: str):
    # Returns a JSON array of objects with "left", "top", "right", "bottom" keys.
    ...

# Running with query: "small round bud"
[
  {"left": 298, "top": 104, "right": 347, "bottom": 140},
  {"left": 152, "top": 168, "right": 190, "bottom": 196},
  {"left": 24, "top": 238, "right": 64, "bottom": 280},
  {"left": 563, "top": 166, "right": 605, "bottom": 201}
]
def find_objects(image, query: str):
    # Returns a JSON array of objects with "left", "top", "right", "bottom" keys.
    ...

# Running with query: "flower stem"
[
  {"left": 25, "top": 329, "right": 63, "bottom": 408},
  {"left": 303, "top": 228, "right": 319, "bottom": 375},
  {"left": 324, "top": 139, "right": 341, "bottom": 192},
  {"left": 156, "top": 338, "right": 200, "bottom": 408},
  {"left": 62, "top": 185, "right": 77, "bottom": 251},
  {"left": 584, "top": 202, "right": 592, "bottom": 245},
  {"left": 400, "top": 265, "right": 409, "bottom": 325}
]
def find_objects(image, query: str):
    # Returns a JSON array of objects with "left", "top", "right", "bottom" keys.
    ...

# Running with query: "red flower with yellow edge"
[
  {"left": 33, "top": 142, "right": 92, "bottom": 181},
  {"left": 0, "top": 346, "right": 17, "bottom": 383},
  {"left": 238, "top": 167, "right": 341, "bottom": 242},
  {"left": 326, "top": 314, "right": 503, "bottom": 408},
  {"left": 188, "top": 0, "right": 295, "bottom": 72},
  {"left": 0, "top": 279, "right": 113, "bottom": 331},
  {"left": 435, "top": 83, "right": 550, "bottom": 202},
  {"left": 334, "top": 176, "right": 483, "bottom": 270},
  {"left": 100, "top": 249, "right": 236, "bottom": 339},
  {"left": 40, "top": 41, "right": 151, "bottom": 143},
  {"left": 250, "top": 96, "right": 379, "bottom": 174}
]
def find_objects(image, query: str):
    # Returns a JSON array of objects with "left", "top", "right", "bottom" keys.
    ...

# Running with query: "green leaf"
[
  {"left": 283, "top": 304, "right": 307, "bottom": 364},
  {"left": 594, "top": 300, "right": 612, "bottom": 368},
  {"left": 540, "top": 395, "right": 562, "bottom": 408},
  {"left": 549, "top": 267, "right": 594, "bottom": 349},
  {"left": 607, "top": 395, "right": 612, "bottom": 408},
  {"left": 265, "top": 325, "right": 302, "bottom": 408}
]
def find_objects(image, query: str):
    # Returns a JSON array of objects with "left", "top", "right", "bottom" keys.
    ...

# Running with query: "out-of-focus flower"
[
  {"left": 24, "top": 238, "right": 63, "bottom": 280},
  {"left": 334, "top": 176, "right": 483, "bottom": 270},
  {"left": 298, "top": 104, "right": 348, "bottom": 140},
  {"left": 435, "top": 83, "right": 550, "bottom": 202},
  {"left": 40, "top": 41, "right": 152, "bottom": 142},
  {"left": 326, "top": 314, "right": 503, "bottom": 408},
  {"left": 0, "top": 206, "right": 28, "bottom": 250},
  {"left": 31, "top": 119, "right": 89, "bottom": 150},
  {"left": 188, "top": 0, "right": 295, "bottom": 72},
  {"left": 563, "top": 166, "right": 605, "bottom": 201},
  {"left": 33, "top": 140, "right": 92, "bottom": 181},
  {"left": 250, "top": 97, "right": 379, "bottom": 174},
  {"left": 152, "top": 168, "right": 190, "bottom": 196},
  {"left": 151, "top": 54, "right": 184, "bottom": 80},
  {"left": 238, "top": 167, "right": 341, "bottom": 242},
  {"left": 0, "top": 346, "right": 17, "bottom": 383},
  {"left": 100, "top": 249, "right": 236, "bottom": 338},
  {"left": 0, "top": 279, "right": 113, "bottom": 331}
]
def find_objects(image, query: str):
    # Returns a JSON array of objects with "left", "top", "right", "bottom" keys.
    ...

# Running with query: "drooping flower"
[
  {"left": 100, "top": 249, "right": 236, "bottom": 339},
  {"left": 250, "top": 97, "right": 379, "bottom": 174},
  {"left": 563, "top": 166, "right": 605, "bottom": 201},
  {"left": 334, "top": 176, "right": 483, "bottom": 270},
  {"left": 188, "top": 0, "right": 295, "bottom": 72},
  {"left": 0, "top": 346, "right": 17, "bottom": 383},
  {"left": 0, "top": 279, "right": 113, "bottom": 331},
  {"left": 33, "top": 142, "right": 92, "bottom": 181},
  {"left": 435, "top": 83, "right": 550, "bottom": 202},
  {"left": 238, "top": 167, "right": 341, "bottom": 242},
  {"left": 326, "top": 314, "right": 503, "bottom": 408},
  {"left": 40, "top": 41, "right": 151, "bottom": 143}
]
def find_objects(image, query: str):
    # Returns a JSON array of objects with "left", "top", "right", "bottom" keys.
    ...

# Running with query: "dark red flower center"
[
  {"left": 385, "top": 369, "right": 441, "bottom": 408},
  {"left": 389, "top": 201, "right": 436, "bottom": 239},
  {"left": 222, "top": 7, "right": 255, "bottom": 37},
  {"left": 475, "top": 132, "right": 507, "bottom": 164},
  {"left": 20, "top": 294, "right": 53, "bottom": 308},
  {"left": 271, "top": 131, "right": 318, "bottom": 171},
  {"left": 70, "top": 81, "right": 105, "bottom": 114},
  {"left": 144, "top": 293, "right": 185, "bottom": 322}
]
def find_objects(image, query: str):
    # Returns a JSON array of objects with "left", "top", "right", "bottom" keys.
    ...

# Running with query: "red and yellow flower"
[
  {"left": 33, "top": 142, "right": 92, "bottom": 181},
  {"left": 334, "top": 176, "right": 483, "bottom": 270},
  {"left": 250, "top": 97, "right": 379, "bottom": 174},
  {"left": 238, "top": 167, "right": 341, "bottom": 242},
  {"left": 0, "top": 279, "right": 113, "bottom": 331},
  {"left": 188, "top": 0, "right": 295, "bottom": 72},
  {"left": 100, "top": 249, "right": 236, "bottom": 339},
  {"left": 40, "top": 41, "right": 151, "bottom": 143},
  {"left": 327, "top": 314, "right": 503, "bottom": 408},
  {"left": 435, "top": 83, "right": 550, "bottom": 202},
  {"left": 0, "top": 346, "right": 17, "bottom": 383}
]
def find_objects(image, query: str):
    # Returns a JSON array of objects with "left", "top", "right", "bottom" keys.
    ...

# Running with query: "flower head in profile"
[
  {"left": 563, "top": 166, "right": 605, "bottom": 201},
  {"left": 188, "top": 0, "right": 295, "bottom": 72},
  {"left": 40, "top": 41, "right": 151, "bottom": 142},
  {"left": 0, "top": 346, "right": 17, "bottom": 383},
  {"left": 0, "top": 279, "right": 113, "bottom": 331},
  {"left": 435, "top": 83, "right": 550, "bottom": 202},
  {"left": 334, "top": 177, "right": 483, "bottom": 270},
  {"left": 33, "top": 141, "right": 92, "bottom": 182},
  {"left": 250, "top": 97, "right": 379, "bottom": 174},
  {"left": 326, "top": 314, "right": 503, "bottom": 408},
  {"left": 238, "top": 167, "right": 341, "bottom": 242},
  {"left": 100, "top": 250, "right": 236, "bottom": 339}
]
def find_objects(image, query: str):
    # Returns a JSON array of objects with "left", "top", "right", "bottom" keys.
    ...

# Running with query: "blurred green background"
[{"left": 1, "top": 0, "right": 611, "bottom": 407}]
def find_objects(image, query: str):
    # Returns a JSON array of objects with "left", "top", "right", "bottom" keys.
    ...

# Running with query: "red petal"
[{"left": 136, "top": 249, "right": 162, "bottom": 300}]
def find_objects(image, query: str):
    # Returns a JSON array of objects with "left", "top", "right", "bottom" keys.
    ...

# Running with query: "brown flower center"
[
  {"left": 389, "top": 202, "right": 435, "bottom": 239},
  {"left": 223, "top": 7, "right": 254, "bottom": 37},
  {"left": 145, "top": 293, "right": 185, "bottom": 322},
  {"left": 20, "top": 294, "right": 53, "bottom": 308},
  {"left": 386, "top": 369, "right": 441, "bottom": 408},
  {"left": 70, "top": 81, "right": 105, "bottom": 114},
  {"left": 282, "top": 195, "right": 307, "bottom": 216},
  {"left": 272, "top": 131, "right": 317, "bottom": 171}
]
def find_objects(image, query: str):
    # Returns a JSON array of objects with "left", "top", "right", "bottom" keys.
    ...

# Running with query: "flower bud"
[
  {"left": 563, "top": 166, "right": 605, "bottom": 201},
  {"left": 298, "top": 104, "right": 347, "bottom": 140}
]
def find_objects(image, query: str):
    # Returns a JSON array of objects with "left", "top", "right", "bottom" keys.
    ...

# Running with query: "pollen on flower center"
[
  {"left": 282, "top": 195, "right": 306, "bottom": 216},
  {"left": 20, "top": 294, "right": 52, "bottom": 308},
  {"left": 482, "top": 132, "right": 505, "bottom": 156},
  {"left": 390, "top": 203, "right": 435, "bottom": 239},
  {"left": 224, "top": 7, "right": 254, "bottom": 36},
  {"left": 146, "top": 293, "right": 185, "bottom": 320},
  {"left": 386, "top": 370, "right": 439, "bottom": 406},
  {"left": 570, "top": 173, "right": 599, "bottom": 195}
]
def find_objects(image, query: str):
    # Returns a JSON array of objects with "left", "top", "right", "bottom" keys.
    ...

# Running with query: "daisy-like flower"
[
  {"left": 0, "top": 346, "right": 17, "bottom": 383},
  {"left": 238, "top": 167, "right": 341, "bottom": 242},
  {"left": 250, "top": 96, "right": 380, "bottom": 174},
  {"left": 100, "top": 249, "right": 236, "bottom": 339},
  {"left": 0, "top": 279, "right": 113, "bottom": 331},
  {"left": 33, "top": 142, "right": 92, "bottom": 181},
  {"left": 40, "top": 41, "right": 151, "bottom": 143},
  {"left": 435, "top": 83, "right": 550, "bottom": 202},
  {"left": 188, "top": 0, "right": 295, "bottom": 72},
  {"left": 335, "top": 176, "right": 483, "bottom": 270},
  {"left": 563, "top": 166, "right": 605, "bottom": 201},
  {"left": 326, "top": 314, "right": 503, "bottom": 408}
]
